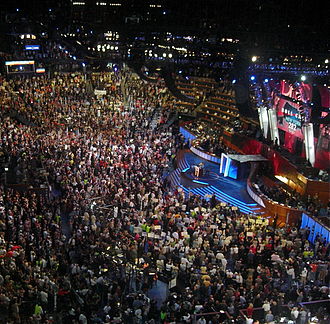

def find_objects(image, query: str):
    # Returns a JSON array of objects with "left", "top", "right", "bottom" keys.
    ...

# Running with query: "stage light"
[
  {"left": 168, "top": 53, "right": 173, "bottom": 58},
  {"left": 232, "top": 79, "right": 236, "bottom": 84},
  {"left": 82, "top": 63, "right": 86, "bottom": 67},
  {"left": 325, "top": 59, "right": 329, "bottom": 64},
  {"left": 250, "top": 76, "right": 255, "bottom": 81},
  {"left": 162, "top": 53, "right": 167, "bottom": 58},
  {"left": 251, "top": 56, "right": 257, "bottom": 62},
  {"left": 264, "top": 78, "right": 269, "bottom": 83},
  {"left": 301, "top": 75, "right": 306, "bottom": 81}
]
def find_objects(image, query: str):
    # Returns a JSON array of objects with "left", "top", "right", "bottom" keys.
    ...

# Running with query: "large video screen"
[
  {"left": 274, "top": 96, "right": 304, "bottom": 139},
  {"left": 280, "top": 80, "right": 313, "bottom": 102}
]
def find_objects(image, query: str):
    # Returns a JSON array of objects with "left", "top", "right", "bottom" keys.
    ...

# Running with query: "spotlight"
[
  {"left": 162, "top": 53, "right": 167, "bottom": 58},
  {"left": 232, "top": 79, "right": 236, "bottom": 84},
  {"left": 301, "top": 75, "right": 306, "bottom": 81},
  {"left": 250, "top": 76, "right": 256, "bottom": 81},
  {"left": 264, "top": 78, "right": 269, "bottom": 83},
  {"left": 251, "top": 56, "right": 257, "bottom": 62},
  {"left": 325, "top": 59, "right": 329, "bottom": 64}
]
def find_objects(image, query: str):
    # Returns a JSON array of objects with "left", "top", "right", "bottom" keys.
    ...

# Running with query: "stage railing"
[
  {"left": 190, "top": 146, "right": 221, "bottom": 164},
  {"left": 180, "top": 126, "right": 220, "bottom": 163},
  {"left": 246, "top": 177, "right": 302, "bottom": 226},
  {"left": 246, "top": 178, "right": 266, "bottom": 208}
]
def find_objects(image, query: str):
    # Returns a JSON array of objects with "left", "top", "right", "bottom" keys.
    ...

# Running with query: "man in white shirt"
[{"left": 262, "top": 300, "right": 271, "bottom": 314}]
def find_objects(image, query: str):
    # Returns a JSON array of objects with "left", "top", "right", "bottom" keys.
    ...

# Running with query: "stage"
[{"left": 169, "top": 151, "right": 262, "bottom": 214}]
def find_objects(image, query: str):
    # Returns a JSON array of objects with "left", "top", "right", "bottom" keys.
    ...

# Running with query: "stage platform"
[{"left": 169, "top": 151, "right": 262, "bottom": 214}]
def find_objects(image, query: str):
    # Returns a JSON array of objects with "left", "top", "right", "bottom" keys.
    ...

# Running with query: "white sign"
[{"left": 94, "top": 89, "right": 107, "bottom": 97}]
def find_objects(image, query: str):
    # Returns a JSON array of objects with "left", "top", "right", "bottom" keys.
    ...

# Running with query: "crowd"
[{"left": 0, "top": 69, "right": 329, "bottom": 324}]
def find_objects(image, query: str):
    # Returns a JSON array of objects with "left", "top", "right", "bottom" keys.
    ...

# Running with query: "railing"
[
  {"left": 239, "top": 305, "right": 291, "bottom": 322},
  {"left": 190, "top": 146, "right": 221, "bottom": 164},
  {"left": 247, "top": 178, "right": 266, "bottom": 208},
  {"left": 246, "top": 177, "right": 302, "bottom": 226},
  {"left": 192, "top": 310, "right": 231, "bottom": 324},
  {"left": 299, "top": 299, "right": 330, "bottom": 315}
]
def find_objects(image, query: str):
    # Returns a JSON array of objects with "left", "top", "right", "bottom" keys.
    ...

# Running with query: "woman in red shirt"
[{"left": 246, "top": 303, "right": 254, "bottom": 318}]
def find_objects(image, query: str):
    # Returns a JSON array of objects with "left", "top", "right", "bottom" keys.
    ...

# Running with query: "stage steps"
[
  {"left": 168, "top": 153, "right": 190, "bottom": 188},
  {"left": 180, "top": 185, "right": 262, "bottom": 215}
]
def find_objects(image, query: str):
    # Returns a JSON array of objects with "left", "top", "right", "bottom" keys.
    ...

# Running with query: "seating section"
[
  {"left": 175, "top": 75, "right": 217, "bottom": 100},
  {"left": 171, "top": 76, "right": 219, "bottom": 115},
  {"left": 198, "top": 92, "right": 239, "bottom": 125}
]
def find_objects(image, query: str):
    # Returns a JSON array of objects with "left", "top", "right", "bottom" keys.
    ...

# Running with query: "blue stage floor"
[
  {"left": 184, "top": 152, "right": 255, "bottom": 204},
  {"left": 168, "top": 150, "right": 261, "bottom": 214}
]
